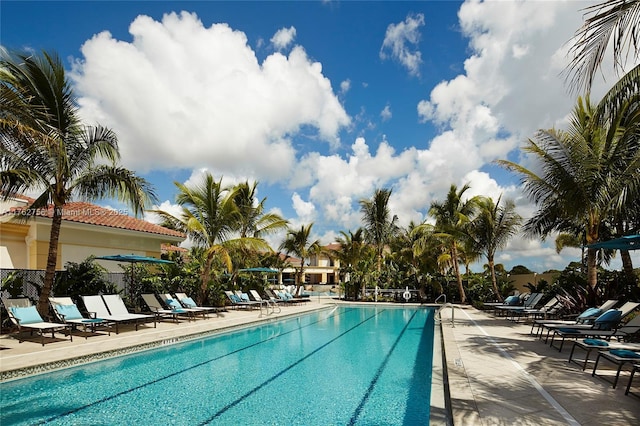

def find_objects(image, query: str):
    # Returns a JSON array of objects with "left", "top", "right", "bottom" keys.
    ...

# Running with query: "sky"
[{"left": 2, "top": 0, "right": 638, "bottom": 273}]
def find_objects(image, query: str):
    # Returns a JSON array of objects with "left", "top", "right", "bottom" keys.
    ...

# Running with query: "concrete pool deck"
[{"left": 1, "top": 299, "right": 639, "bottom": 425}]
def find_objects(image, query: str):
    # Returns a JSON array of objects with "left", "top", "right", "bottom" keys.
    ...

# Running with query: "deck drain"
[{"left": 454, "top": 358, "right": 463, "bottom": 367}]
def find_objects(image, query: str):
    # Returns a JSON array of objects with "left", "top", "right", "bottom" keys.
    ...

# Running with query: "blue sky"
[{"left": 2, "top": 0, "right": 638, "bottom": 272}]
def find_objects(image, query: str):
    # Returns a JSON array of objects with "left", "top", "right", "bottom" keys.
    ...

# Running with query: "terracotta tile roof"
[
  {"left": 6, "top": 201, "right": 184, "bottom": 239},
  {"left": 325, "top": 242, "right": 342, "bottom": 251}
]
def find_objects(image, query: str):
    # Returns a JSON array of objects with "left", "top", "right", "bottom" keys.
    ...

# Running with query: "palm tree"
[
  {"left": 0, "top": 49, "right": 156, "bottom": 315},
  {"left": 428, "top": 183, "right": 479, "bottom": 304},
  {"left": 359, "top": 188, "right": 398, "bottom": 296},
  {"left": 152, "top": 173, "right": 270, "bottom": 304},
  {"left": 279, "top": 224, "right": 322, "bottom": 294},
  {"left": 331, "top": 229, "right": 367, "bottom": 299},
  {"left": 565, "top": 0, "right": 640, "bottom": 94},
  {"left": 233, "top": 181, "right": 288, "bottom": 238},
  {"left": 470, "top": 196, "right": 522, "bottom": 301},
  {"left": 497, "top": 70, "right": 640, "bottom": 295}
]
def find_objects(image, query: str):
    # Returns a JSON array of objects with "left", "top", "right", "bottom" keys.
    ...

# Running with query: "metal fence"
[{"left": 0, "top": 268, "right": 127, "bottom": 303}]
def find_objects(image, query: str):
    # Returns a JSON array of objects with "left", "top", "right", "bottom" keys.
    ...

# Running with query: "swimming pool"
[{"left": 1, "top": 306, "right": 438, "bottom": 425}]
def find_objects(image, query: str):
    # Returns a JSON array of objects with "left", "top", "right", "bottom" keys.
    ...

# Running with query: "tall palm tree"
[
  {"left": 279, "top": 224, "right": 322, "bottom": 294},
  {"left": 152, "top": 173, "right": 270, "bottom": 304},
  {"left": 470, "top": 196, "right": 522, "bottom": 301},
  {"left": 428, "top": 183, "right": 479, "bottom": 304},
  {"left": 233, "top": 181, "right": 288, "bottom": 238},
  {"left": 497, "top": 69, "right": 640, "bottom": 294},
  {"left": 0, "top": 49, "right": 156, "bottom": 315},
  {"left": 565, "top": 0, "right": 640, "bottom": 94},
  {"left": 359, "top": 188, "right": 398, "bottom": 296}
]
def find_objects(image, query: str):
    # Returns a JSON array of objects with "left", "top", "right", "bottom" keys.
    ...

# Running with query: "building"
[{"left": 0, "top": 195, "right": 185, "bottom": 271}]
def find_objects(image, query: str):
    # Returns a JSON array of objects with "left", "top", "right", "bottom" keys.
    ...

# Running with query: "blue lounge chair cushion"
[
  {"left": 593, "top": 309, "right": 622, "bottom": 329},
  {"left": 504, "top": 296, "right": 520, "bottom": 305},
  {"left": 577, "top": 307, "right": 602, "bottom": 319},
  {"left": 557, "top": 327, "right": 581, "bottom": 334},
  {"left": 609, "top": 349, "right": 640, "bottom": 359},
  {"left": 583, "top": 338, "right": 609, "bottom": 347},
  {"left": 240, "top": 293, "right": 250, "bottom": 302},
  {"left": 181, "top": 297, "right": 197, "bottom": 308},
  {"left": 10, "top": 306, "right": 43, "bottom": 324},
  {"left": 165, "top": 298, "right": 183, "bottom": 310},
  {"left": 56, "top": 304, "right": 84, "bottom": 320},
  {"left": 230, "top": 294, "right": 242, "bottom": 303}
]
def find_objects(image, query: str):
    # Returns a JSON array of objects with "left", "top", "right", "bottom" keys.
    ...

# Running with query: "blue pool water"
[{"left": 1, "top": 306, "right": 436, "bottom": 425}]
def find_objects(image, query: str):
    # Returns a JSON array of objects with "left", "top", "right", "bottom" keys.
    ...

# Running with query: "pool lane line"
[
  {"left": 458, "top": 308, "right": 580, "bottom": 426},
  {"left": 198, "top": 309, "right": 387, "bottom": 425},
  {"left": 348, "top": 309, "right": 418, "bottom": 426},
  {"left": 37, "top": 306, "right": 354, "bottom": 425}
]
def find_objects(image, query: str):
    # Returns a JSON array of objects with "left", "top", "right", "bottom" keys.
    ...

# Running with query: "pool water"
[{"left": 1, "top": 306, "right": 435, "bottom": 425}]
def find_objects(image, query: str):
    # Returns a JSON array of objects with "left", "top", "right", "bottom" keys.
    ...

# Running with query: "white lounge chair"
[
  {"left": 173, "top": 292, "right": 220, "bottom": 316},
  {"left": 49, "top": 296, "right": 112, "bottom": 338},
  {"left": 159, "top": 294, "right": 210, "bottom": 319},
  {"left": 82, "top": 294, "right": 155, "bottom": 333},
  {"left": 3, "top": 298, "right": 72, "bottom": 346},
  {"left": 141, "top": 294, "right": 194, "bottom": 322}
]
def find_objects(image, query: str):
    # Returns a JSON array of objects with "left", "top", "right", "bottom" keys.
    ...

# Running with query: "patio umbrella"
[
  {"left": 587, "top": 235, "right": 640, "bottom": 251},
  {"left": 238, "top": 267, "right": 279, "bottom": 285},
  {"left": 238, "top": 267, "right": 279, "bottom": 273}
]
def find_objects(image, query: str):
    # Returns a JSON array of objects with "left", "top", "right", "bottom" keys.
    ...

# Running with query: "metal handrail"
[{"left": 435, "top": 294, "right": 446, "bottom": 305}]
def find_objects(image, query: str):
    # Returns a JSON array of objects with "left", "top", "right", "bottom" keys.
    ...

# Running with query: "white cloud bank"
[
  {"left": 71, "top": 11, "right": 349, "bottom": 180},
  {"left": 69, "top": 4, "right": 639, "bottom": 271}
]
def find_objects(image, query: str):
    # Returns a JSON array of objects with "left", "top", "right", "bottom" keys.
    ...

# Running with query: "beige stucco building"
[{"left": 0, "top": 195, "right": 185, "bottom": 272}]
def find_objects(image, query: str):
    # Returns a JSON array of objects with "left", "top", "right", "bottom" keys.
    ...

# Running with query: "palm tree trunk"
[
  {"left": 199, "top": 251, "right": 214, "bottom": 305},
  {"left": 451, "top": 244, "right": 466, "bottom": 303},
  {"left": 586, "top": 247, "right": 598, "bottom": 304},
  {"left": 620, "top": 250, "right": 636, "bottom": 284},
  {"left": 488, "top": 258, "right": 502, "bottom": 302},
  {"left": 38, "top": 208, "right": 62, "bottom": 317}
]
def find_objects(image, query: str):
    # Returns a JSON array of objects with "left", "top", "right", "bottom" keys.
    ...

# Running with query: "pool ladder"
[
  {"left": 435, "top": 294, "right": 455, "bottom": 327},
  {"left": 258, "top": 299, "right": 281, "bottom": 318}
]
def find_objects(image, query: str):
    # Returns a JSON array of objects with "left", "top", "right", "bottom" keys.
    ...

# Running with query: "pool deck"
[{"left": 1, "top": 299, "right": 639, "bottom": 425}]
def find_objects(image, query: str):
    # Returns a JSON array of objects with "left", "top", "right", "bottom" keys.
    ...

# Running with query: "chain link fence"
[{"left": 1, "top": 268, "right": 127, "bottom": 303}]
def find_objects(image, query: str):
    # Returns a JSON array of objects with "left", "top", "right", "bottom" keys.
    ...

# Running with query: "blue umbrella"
[
  {"left": 96, "top": 254, "right": 174, "bottom": 302},
  {"left": 238, "top": 267, "right": 279, "bottom": 273},
  {"left": 587, "top": 235, "right": 640, "bottom": 251}
]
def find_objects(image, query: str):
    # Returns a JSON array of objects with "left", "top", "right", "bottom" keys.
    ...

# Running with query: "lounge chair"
[
  {"left": 625, "top": 364, "right": 640, "bottom": 396},
  {"left": 82, "top": 294, "right": 156, "bottom": 334},
  {"left": 3, "top": 298, "right": 73, "bottom": 346},
  {"left": 568, "top": 338, "right": 640, "bottom": 371},
  {"left": 507, "top": 293, "right": 561, "bottom": 322},
  {"left": 494, "top": 293, "right": 544, "bottom": 317},
  {"left": 159, "top": 293, "right": 210, "bottom": 319},
  {"left": 49, "top": 296, "right": 112, "bottom": 338},
  {"left": 592, "top": 348, "right": 640, "bottom": 389},
  {"left": 548, "top": 313, "right": 640, "bottom": 352},
  {"left": 531, "top": 299, "right": 621, "bottom": 337},
  {"left": 174, "top": 292, "right": 221, "bottom": 316},
  {"left": 484, "top": 293, "right": 528, "bottom": 313},
  {"left": 249, "top": 289, "right": 282, "bottom": 315},
  {"left": 275, "top": 289, "right": 310, "bottom": 304},
  {"left": 224, "top": 290, "right": 260, "bottom": 309},
  {"left": 264, "top": 288, "right": 294, "bottom": 305},
  {"left": 141, "top": 294, "right": 194, "bottom": 322},
  {"left": 516, "top": 296, "right": 565, "bottom": 322}
]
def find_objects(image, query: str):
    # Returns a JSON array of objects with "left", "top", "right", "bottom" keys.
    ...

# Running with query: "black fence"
[{"left": 0, "top": 268, "right": 127, "bottom": 303}]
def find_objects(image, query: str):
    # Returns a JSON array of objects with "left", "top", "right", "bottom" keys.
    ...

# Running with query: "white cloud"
[
  {"left": 270, "top": 26, "right": 296, "bottom": 50},
  {"left": 380, "top": 105, "right": 392, "bottom": 121},
  {"left": 71, "top": 12, "right": 349, "bottom": 180},
  {"left": 340, "top": 79, "right": 351, "bottom": 94},
  {"left": 380, "top": 13, "right": 424, "bottom": 76}
]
